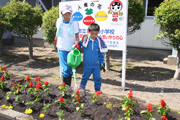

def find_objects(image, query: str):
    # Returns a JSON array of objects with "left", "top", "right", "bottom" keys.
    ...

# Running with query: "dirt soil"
[
  {"left": 0, "top": 75, "right": 178, "bottom": 120},
  {"left": 1, "top": 45, "right": 180, "bottom": 116}
]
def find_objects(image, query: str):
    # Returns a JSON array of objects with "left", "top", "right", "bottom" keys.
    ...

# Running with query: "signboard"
[
  {"left": 59, "top": 0, "right": 128, "bottom": 91},
  {"left": 59, "top": 0, "right": 128, "bottom": 51}
]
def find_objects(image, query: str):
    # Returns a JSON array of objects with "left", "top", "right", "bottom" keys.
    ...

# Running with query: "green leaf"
[{"left": 140, "top": 110, "right": 147, "bottom": 114}]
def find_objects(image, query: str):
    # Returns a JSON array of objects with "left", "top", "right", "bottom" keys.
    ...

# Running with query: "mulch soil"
[{"left": 0, "top": 73, "right": 179, "bottom": 120}]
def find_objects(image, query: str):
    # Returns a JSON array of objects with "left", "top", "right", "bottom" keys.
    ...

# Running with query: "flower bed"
[{"left": 0, "top": 68, "right": 180, "bottom": 120}]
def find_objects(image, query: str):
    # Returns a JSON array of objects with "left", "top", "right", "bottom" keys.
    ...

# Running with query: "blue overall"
[{"left": 79, "top": 37, "right": 105, "bottom": 91}]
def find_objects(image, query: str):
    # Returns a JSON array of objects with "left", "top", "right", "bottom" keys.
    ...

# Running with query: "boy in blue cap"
[
  {"left": 74, "top": 23, "right": 108, "bottom": 93},
  {"left": 55, "top": 4, "right": 79, "bottom": 86}
]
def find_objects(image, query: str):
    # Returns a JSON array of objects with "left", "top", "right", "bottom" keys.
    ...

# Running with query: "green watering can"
[{"left": 67, "top": 47, "right": 81, "bottom": 91}]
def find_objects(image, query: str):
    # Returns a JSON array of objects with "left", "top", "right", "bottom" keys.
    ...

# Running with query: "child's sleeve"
[
  {"left": 99, "top": 52, "right": 105, "bottom": 64},
  {"left": 74, "top": 21, "right": 79, "bottom": 35}
]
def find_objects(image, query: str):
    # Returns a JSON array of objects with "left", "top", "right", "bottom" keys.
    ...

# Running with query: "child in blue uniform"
[{"left": 74, "top": 23, "right": 108, "bottom": 92}]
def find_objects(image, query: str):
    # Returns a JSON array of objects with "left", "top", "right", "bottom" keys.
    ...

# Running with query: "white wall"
[{"left": 127, "top": 18, "right": 171, "bottom": 50}]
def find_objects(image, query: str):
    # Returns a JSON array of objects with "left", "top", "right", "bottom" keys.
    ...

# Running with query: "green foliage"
[
  {"left": 128, "top": 0, "right": 145, "bottom": 35},
  {"left": 15, "top": 95, "right": 22, "bottom": 105},
  {"left": 154, "top": 0, "right": 180, "bottom": 51},
  {"left": 3, "top": 0, "right": 43, "bottom": 38},
  {"left": 140, "top": 110, "right": 156, "bottom": 120},
  {"left": 178, "top": 111, "right": 180, "bottom": 114},
  {"left": 43, "top": 101, "right": 51, "bottom": 114},
  {"left": 0, "top": 79, "right": 8, "bottom": 89},
  {"left": 155, "top": 104, "right": 171, "bottom": 116},
  {"left": 6, "top": 91, "right": 13, "bottom": 100},
  {"left": 121, "top": 95, "right": 138, "bottom": 120},
  {"left": 59, "top": 84, "right": 68, "bottom": 96},
  {"left": 56, "top": 109, "right": 65, "bottom": 120},
  {"left": 41, "top": 6, "right": 59, "bottom": 44},
  {"left": 0, "top": 7, "right": 7, "bottom": 40},
  {"left": 25, "top": 101, "right": 34, "bottom": 109}
]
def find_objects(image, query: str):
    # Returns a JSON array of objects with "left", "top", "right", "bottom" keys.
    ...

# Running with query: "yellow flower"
[
  {"left": 1, "top": 105, "right": 6, "bottom": 107},
  {"left": 7, "top": 106, "right": 13, "bottom": 110},
  {"left": 40, "top": 113, "right": 45, "bottom": 118},
  {"left": 25, "top": 109, "right": 33, "bottom": 114}
]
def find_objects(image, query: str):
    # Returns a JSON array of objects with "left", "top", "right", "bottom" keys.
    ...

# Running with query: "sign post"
[{"left": 60, "top": 0, "right": 128, "bottom": 91}]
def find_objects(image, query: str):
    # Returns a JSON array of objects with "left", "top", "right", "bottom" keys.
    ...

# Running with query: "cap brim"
[{"left": 62, "top": 10, "right": 72, "bottom": 14}]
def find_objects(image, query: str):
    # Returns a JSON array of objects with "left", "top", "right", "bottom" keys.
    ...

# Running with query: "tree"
[
  {"left": 105, "top": 0, "right": 145, "bottom": 70},
  {"left": 3, "top": 0, "right": 43, "bottom": 59},
  {"left": 0, "top": 7, "right": 7, "bottom": 57},
  {"left": 41, "top": 6, "right": 59, "bottom": 50},
  {"left": 154, "top": 0, "right": 180, "bottom": 79}
]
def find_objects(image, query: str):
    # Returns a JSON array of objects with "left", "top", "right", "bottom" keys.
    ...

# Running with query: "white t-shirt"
[{"left": 56, "top": 18, "right": 79, "bottom": 51}]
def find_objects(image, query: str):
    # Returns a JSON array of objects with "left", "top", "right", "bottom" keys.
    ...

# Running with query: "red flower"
[
  {"left": 36, "top": 81, "right": 41, "bottom": 89},
  {"left": 35, "top": 76, "right": 41, "bottom": 82},
  {"left": 161, "top": 116, "right": 168, "bottom": 120},
  {"left": 75, "top": 96, "right": 78, "bottom": 98},
  {"left": 75, "top": 90, "right": 79, "bottom": 94},
  {"left": 18, "top": 82, "right": 20, "bottom": 85},
  {"left": 147, "top": 103, "right": 153, "bottom": 112},
  {"left": 76, "top": 97, "right": 81, "bottom": 102},
  {"left": 29, "top": 81, "right": 33, "bottom": 87},
  {"left": 160, "top": 99, "right": 166, "bottom": 107},
  {"left": 78, "top": 88, "right": 81, "bottom": 90},
  {"left": 96, "top": 91, "right": 102, "bottom": 96},
  {"left": 12, "top": 82, "right": 16, "bottom": 86},
  {"left": 59, "top": 97, "right": 64, "bottom": 103},
  {"left": 125, "top": 110, "right": 128, "bottom": 112},
  {"left": 127, "top": 89, "right": 133, "bottom": 99},
  {"left": 2, "top": 67, "right": 7, "bottom": 71},
  {"left": 127, "top": 105, "right": 130, "bottom": 108},
  {"left": 44, "top": 81, "right": 49, "bottom": 85},
  {"left": 61, "top": 83, "right": 65, "bottom": 86},
  {"left": 25, "top": 75, "right": 30, "bottom": 81},
  {"left": 1, "top": 76, "right": 4, "bottom": 81}
]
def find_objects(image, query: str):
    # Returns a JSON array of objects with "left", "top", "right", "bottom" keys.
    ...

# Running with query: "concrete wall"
[{"left": 127, "top": 18, "right": 171, "bottom": 50}]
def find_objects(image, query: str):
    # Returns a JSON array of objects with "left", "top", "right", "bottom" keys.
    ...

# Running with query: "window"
[{"left": 143, "top": 0, "right": 164, "bottom": 17}]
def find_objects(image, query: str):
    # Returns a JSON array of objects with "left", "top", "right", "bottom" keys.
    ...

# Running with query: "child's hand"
[
  {"left": 54, "top": 38, "right": 57, "bottom": 45},
  {"left": 100, "top": 63, "right": 106, "bottom": 72},
  {"left": 74, "top": 42, "right": 79, "bottom": 50}
]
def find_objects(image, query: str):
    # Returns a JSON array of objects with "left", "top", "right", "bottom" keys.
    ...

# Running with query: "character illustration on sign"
[
  {"left": 83, "top": 2, "right": 95, "bottom": 26},
  {"left": 108, "top": 0, "right": 123, "bottom": 22},
  {"left": 72, "top": 5, "right": 83, "bottom": 21}
]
